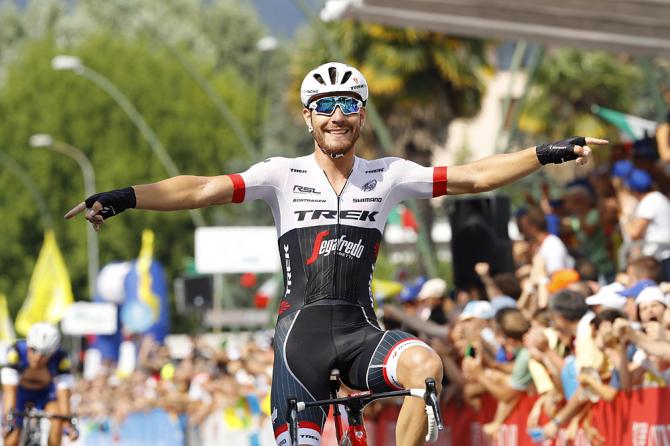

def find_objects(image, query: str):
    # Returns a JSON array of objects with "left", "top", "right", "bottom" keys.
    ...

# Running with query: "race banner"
[{"left": 374, "top": 388, "right": 670, "bottom": 445}]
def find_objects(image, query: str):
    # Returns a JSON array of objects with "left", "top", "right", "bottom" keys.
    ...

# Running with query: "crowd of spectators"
[
  {"left": 72, "top": 333, "right": 275, "bottom": 444},
  {"left": 380, "top": 131, "right": 670, "bottom": 443}
]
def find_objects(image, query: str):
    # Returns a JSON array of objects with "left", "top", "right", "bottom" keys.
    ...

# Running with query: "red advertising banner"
[
  {"left": 374, "top": 388, "right": 670, "bottom": 446},
  {"left": 591, "top": 387, "right": 670, "bottom": 446}
]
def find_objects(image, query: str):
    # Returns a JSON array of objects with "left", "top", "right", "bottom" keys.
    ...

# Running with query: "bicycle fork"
[{"left": 330, "top": 369, "right": 368, "bottom": 446}]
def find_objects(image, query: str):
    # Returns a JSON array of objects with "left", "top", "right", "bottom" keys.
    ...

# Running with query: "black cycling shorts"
[{"left": 271, "top": 301, "right": 431, "bottom": 446}]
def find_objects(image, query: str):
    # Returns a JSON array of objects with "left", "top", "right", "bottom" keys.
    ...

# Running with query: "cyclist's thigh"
[
  {"left": 271, "top": 309, "right": 336, "bottom": 446},
  {"left": 345, "top": 329, "right": 432, "bottom": 392}
]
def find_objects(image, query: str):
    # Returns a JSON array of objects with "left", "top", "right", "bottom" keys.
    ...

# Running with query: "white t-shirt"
[
  {"left": 538, "top": 233, "right": 574, "bottom": 274},
  {"left": 635, "top": 191, "right": 670, "bottom": 260}
]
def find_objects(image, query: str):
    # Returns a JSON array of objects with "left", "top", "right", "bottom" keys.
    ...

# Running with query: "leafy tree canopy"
[{"left": 0, "top": 1, "right": 296, "bottom": 320}]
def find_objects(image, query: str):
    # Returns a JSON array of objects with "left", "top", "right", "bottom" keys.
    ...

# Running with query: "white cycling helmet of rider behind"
[
  {"left": 27, "top": 322, "right": 61, "bottom": 356},
  {"left": 300, "top": 62, "right": 368, "bottom": 107}
]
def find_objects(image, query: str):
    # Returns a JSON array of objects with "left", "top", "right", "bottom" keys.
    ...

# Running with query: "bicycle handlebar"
[
  {"left": 286, "top": 378, "right": 443, "bottom": 446},
  {"left": 11, "top": 411, "right": 77, "bottom": 422},
  {"left": 4, "top": 410, "right": 79, "bottom": 439}
]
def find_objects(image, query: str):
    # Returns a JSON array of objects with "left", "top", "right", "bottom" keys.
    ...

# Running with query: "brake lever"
[
  {"left": 424, "top": 378, "right": 444, "bottom": 431},
  {"left": 287, "top": 397, "right": 299, "bottom": 446}
]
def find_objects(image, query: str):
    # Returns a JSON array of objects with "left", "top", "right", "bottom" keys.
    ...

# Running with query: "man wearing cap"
[
  {"left": 617, "top": 277, "right": 657, "bottom": 322},
  {"left": 621, "top": 168, "right": 670, "bottom": 280},
  {"left": 458, "top": 301, "right": 498, "bottom": 363},
  {"left": 636, "top": 286, "right": 668, "bottom": 326},
  {"left": 417, "top": 278, "right": 449, "bottom": 325},
  {"left": 623, "top": 285, "right": 670, "bottom": 387},
  {"left": 585, "top": 282, "right": 627, "bottom": 313}
]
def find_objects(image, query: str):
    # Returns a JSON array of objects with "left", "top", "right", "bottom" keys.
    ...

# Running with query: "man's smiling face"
[{"left": 303, "top": 93, "right": 365, "bottom": 157}]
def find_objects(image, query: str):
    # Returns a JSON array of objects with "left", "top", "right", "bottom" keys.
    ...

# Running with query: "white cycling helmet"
[
  {"left": 27, "top": 322, "right": 61, "bottom": 356},
  {"left": 300, "top": 62, "right": 368, "bottom": 107}
]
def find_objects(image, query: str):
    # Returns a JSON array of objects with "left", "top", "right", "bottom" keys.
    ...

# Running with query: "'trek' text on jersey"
[
  {"left": 225, "top": 155, "right": 448, "bottom": 319},
  {"left": 294, "top": 209, "right": 379, "bottom": 222}
]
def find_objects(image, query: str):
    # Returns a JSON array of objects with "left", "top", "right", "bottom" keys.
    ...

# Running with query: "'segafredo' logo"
[{"left": 306, "top": 230, "right": 365, "bottom": 265}]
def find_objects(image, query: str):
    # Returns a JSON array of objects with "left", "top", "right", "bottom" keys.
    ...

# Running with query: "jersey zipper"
[{"left": 321, "top": 166, "right": 353, "bottom": 300}]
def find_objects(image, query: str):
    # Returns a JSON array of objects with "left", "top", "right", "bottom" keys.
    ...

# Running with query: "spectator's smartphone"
[
  {"left": 465, "top": 343, "right": 476, "bottom": 358},
  {"left": 528, "top": 428, "right": 545, "bottom": 443}
]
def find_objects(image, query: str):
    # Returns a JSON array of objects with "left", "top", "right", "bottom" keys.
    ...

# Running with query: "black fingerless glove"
[
  {"left": 535, "top": 136, "right": 586, "bottom": 165},
  {"left": 85, "top": 187, "right": 136, "bottom": 220}
]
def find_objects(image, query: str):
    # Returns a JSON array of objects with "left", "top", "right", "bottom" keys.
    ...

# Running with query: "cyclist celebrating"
[
  {"left": 1, "top": 323, "right": 77, "bottom": 446},
  {"left": 66, "top": 62, "right": 606, "bottom": 446}
]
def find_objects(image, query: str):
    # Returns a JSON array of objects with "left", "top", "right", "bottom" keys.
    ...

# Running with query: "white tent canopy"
[{"left": 323, "top": 0, "right": 670, "bottom": 57}]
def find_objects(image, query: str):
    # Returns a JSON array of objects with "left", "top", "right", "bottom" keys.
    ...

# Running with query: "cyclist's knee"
[{"left": 397, "top": 346, "right": 443, "bottom": 389}]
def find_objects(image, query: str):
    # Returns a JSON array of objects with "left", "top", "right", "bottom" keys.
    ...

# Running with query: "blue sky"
[{"left": 250, "top": 0, "right": 320, "bottom": 37}]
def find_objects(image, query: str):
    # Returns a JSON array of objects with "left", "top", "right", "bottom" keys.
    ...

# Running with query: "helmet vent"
[
  {"left": 313, "top": 73, "right": 326, "bottom": 85},
  {"left": 340, "top": 70, "right": 352, "bottom": 84},
  {"left": 328, "top": 66, "right": 338, "bottom": 84}
]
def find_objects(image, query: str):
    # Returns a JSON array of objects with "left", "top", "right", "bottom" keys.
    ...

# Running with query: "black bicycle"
[
  {"left": 286, "top": 369, "right": 443, "bottom": 446},
  {"left": 5, "top": 405, "right": 78, "bottom": 446}
]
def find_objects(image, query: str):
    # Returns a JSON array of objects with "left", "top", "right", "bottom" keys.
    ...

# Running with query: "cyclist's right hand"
[
  {"left": 65, "top": 421, "right": 79, "bottom": 442},
  {"left": 65, "top": 187, "right": 136, "bottom": 231},
  {"left": 3, "top": 413, "right": 17, "bottom": 437}
]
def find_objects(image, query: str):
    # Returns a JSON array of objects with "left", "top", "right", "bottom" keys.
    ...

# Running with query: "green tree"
[
  {"left": 0, "top": 29, "right": 283, "bottom": 320},
  {"left": 517, "top": 49, "right": 645, "bottom": 146}
]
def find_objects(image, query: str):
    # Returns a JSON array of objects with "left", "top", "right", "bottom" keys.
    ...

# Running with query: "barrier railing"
[{"left": 375, "top": 387, "right": 670, "bottom": 446}]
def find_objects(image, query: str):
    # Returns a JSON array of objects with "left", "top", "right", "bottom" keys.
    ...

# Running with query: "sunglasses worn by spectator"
[{"left": 309, "top": 96, "right": 363, "bottom": 116}]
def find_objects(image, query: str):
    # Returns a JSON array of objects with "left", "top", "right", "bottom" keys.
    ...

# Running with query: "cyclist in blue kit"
[
  {"left": 1, "top": 323, "right": 77, "bottom": 446},
  {"left": 66, "top": 62, "right": 607, "bottom": 446}
]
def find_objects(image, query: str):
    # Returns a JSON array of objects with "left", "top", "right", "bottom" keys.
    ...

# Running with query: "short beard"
[
  {"left": 319, "top": 144, "right": 353, "bottom": 158},
  {"left": 312, "top": 120, "right": 360, "bottom": 157}
]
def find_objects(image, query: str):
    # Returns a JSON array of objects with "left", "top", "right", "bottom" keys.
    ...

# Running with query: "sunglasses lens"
[
  {"left": 314, "top": 97, "right": 337, "bottom": 114},
  {"left": 312, "top": 97, "right": 361, "bottom": 115},
  {"left": 339, "top": 97, "right": 361, "bottom": 114}
]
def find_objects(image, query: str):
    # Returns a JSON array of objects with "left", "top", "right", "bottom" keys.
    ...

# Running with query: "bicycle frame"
[{"left": 286, "top": 373, "right": 443, "bottom": 446}]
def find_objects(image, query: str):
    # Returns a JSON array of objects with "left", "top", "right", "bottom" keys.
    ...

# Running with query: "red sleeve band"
[
  {"left": 227, "top": 174, "right": 246, "bottom": 203},
  {"left": 433, "top": 166, "right": 448, "bottom": 197}
]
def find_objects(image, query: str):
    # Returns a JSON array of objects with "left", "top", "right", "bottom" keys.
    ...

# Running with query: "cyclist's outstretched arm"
[
  {"left": 65, "top": 157, "right": 288, "bottom": 229},
  {"left": 446, "top": 137, "right": 607, "bottom": 195},
  {"left": 64, "top": 175, "right": 234, "bottom": 227},
  {"left": 133, "top": 175, "right": 235, "bottom": 209}
]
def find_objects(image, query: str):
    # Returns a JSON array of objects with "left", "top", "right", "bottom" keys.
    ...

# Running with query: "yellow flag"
[
  {"left": 0, "top": 294, "right": 15, "bottom": 342},
  {"left": 137, "top": 229, "right": 159, "bottom": 319},
  {"left": 371, "top": 279, "right": 404, "bottom": 299},
  {"left": 15, "top": 231, "right": 74, "bottom": 336}
]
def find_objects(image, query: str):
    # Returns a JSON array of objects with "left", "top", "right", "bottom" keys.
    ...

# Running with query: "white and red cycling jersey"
[{"left": 227, "top": 154, "right": 447, "bottom": 321}]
